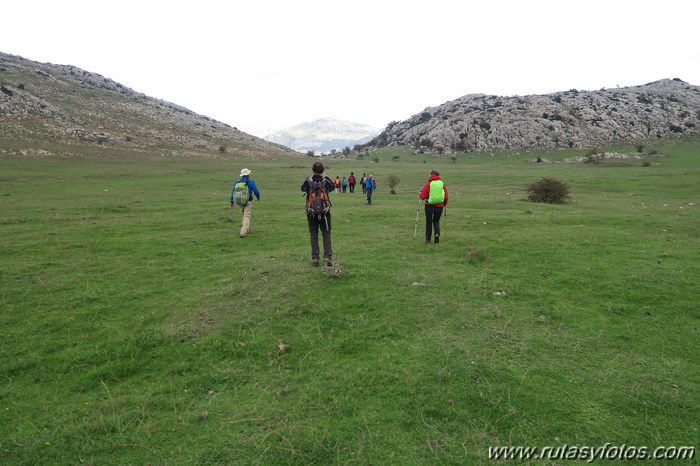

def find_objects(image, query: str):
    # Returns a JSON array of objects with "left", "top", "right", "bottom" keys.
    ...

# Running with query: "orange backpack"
[{"left": 306, "top": 176, "right": 331, "bottom": 216}]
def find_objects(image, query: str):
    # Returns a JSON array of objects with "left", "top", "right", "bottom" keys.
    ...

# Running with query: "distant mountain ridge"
[
  {"left": 0, "top": 51, "right": 299, "bottom": 159},
  {"left": 364, "top": 79, "right": 700, "bottom": 154},
  {"left": 5, "top": 51, "right": 698, "bottom": 160},
  {"left": 264, "top": 117, "right": 380, "bottom": 154}
]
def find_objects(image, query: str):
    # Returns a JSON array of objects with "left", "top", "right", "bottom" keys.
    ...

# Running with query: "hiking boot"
[
  {"left": 425, "top": 237, "right": 431, "bottom": 244},
  {"left": 434, "top": 236, "right": 440, "bottom": 244},
  {"left": 323, "top": 256, "right": 333, "bottom": 267},
  {"left": 311, "top": 259, "right": 319, "bottom": 267}
]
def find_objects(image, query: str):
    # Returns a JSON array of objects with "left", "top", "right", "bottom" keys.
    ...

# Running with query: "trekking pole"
[
  {"left": 443, "top": 206, "right": 446, "bottom": 242},
  {"left": 413, "top": 198, "right": 422, "bottom": 240}
]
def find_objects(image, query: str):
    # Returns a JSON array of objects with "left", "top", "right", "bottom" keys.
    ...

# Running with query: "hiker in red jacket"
[{"left": 419, "top": 170, "right": 448, "bottom": 244}]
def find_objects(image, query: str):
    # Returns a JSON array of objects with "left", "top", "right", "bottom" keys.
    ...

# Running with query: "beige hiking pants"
[{"left": 239, "top": 202, "right": 252, "bottom": 237}]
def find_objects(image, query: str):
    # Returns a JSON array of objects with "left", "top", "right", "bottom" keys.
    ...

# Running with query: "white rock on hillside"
[{"left": 365, "top": 79, "right": 700, "bottom": 153}]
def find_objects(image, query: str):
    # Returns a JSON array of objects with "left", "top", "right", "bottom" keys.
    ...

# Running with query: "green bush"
[{"left": 527, "top": 177, "right": 570, "bottom": 203}]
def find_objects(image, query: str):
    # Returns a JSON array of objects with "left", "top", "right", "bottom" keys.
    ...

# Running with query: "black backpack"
[{"left": 306, "top": 176, "right": 331, "bottom": 216}]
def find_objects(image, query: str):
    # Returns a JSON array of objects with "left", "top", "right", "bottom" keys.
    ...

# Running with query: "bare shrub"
[{"left": 386, "top": 174, "right": 401, "bottom": 194}]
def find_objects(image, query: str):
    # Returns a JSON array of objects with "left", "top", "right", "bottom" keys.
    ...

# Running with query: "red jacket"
[{"left": 420, "top": 175, "right": 448, "bottom": 207}]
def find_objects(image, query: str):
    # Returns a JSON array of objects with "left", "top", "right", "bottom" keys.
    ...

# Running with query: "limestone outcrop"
[{"left": 364, "top": 79, "right": 700, "bottom": 154}]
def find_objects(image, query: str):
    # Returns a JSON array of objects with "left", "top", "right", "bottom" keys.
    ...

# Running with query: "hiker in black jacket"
[{"left": 301, "top": 161, "right": 335, "bottom": 268}]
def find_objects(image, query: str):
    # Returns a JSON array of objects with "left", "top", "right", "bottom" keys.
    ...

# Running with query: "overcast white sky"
[{"left": 2, "top": 0, "right": 698, "bottom": 137}]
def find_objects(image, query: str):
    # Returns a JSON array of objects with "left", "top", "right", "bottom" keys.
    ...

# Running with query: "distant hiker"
[
  {"left": 302, "top": 162, "right": 335, "bottom": 268},
  {"left": 230, "top": 168, "right": 261, "bottom": 238},
  {"left": 334, "top": 176, "right": 342, "bottom": 193},
  {"left": 341, "top": 177, "right": 348, "bottom": 193},
  {"left": 365, "top": 175, "right": 376, "bottom": 205},
  {"left": 360, "top": 173, "right": 367, "bottom": 194},
  {"left": 419, "top": 169, "right": 448, "bottom": 244},
  {"left": 348, "top": 172, "right": 356, "bottom": 193}
]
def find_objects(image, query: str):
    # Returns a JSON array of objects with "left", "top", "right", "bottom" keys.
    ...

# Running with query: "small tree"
[
  {"left": 386, "top": 174, "right": 401, "bottom": 194},
  {"left": 527, "top": 177, "right": 570, "bottom": 204}
]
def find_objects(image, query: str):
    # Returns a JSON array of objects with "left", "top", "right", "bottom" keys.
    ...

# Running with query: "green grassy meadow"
[{"left": 1, "top": 143, "right": 698, "bottom": 464}]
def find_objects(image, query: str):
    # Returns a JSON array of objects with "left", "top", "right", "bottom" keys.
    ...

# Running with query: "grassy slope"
[{"left": 0, "top": 143, "right": 698, "bottom": 465}]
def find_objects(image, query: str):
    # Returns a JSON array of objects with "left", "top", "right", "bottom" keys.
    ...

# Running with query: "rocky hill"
[
  {"left": 264, "top": 117, "right": 380, "bottom": 154},
  {"left": 0, "top": 52, "right": 299, "bottom": 159},
  {"left": 364, "top": 79, "right": 700, "bottom": 154}
]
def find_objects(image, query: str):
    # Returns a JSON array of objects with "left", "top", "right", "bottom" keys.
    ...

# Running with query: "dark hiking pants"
[
  {"left": 308, "top": 213, "right": 332, "bottom": 260},
  {"left": 424, "top": 204, "right": 443, "bottom": 240}
]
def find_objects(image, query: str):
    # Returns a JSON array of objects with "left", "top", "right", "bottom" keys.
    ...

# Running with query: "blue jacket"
[
  {"left": 230, "top": 176, "right": 261, "bottom": 203},
  {"left": 365, "top": 177, "right": 376, "bottom": 191}
]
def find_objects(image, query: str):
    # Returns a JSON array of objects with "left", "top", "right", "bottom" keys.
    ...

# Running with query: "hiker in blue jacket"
[
  {"left": 229, "top": 168, "right": 261, "bottom": 238},
  {"left": 365, "top": 175, "right": 376, "bottom": 204}
]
